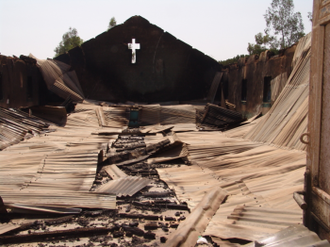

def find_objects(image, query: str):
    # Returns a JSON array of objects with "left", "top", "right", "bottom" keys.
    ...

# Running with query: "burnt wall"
[
  {"left": 55, "top": 16, "right": 222, "bottom": 103},
  {"left": 221, "top": 46, "right": 296, "bottom": 118},
  {"left": 0, "top": 55, "right": 46, "bottom": 108}
]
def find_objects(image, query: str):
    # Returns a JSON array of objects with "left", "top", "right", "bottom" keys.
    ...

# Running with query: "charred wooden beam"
[
  {"left": 119, "top": 213, "right": 159, "bottom": 220},
  {"left": 0, "top": 226, "right": 116, "bottom": 245}
]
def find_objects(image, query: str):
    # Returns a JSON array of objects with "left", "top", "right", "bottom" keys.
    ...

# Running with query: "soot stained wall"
[
  {"left": 55, "top": 16, "right": 222, "bottom": 103},
  {"left": 221, "top": 46, "right": 296, "bottom": 117}
]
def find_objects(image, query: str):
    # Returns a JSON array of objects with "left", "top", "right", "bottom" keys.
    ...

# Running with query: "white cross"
[{"left": 128, "top": 38, "right": 140, "bottom": 64}]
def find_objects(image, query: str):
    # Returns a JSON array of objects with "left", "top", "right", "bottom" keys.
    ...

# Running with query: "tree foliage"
[
  {"left": 218, "top": 54, "right": 249, "bottom": 66},
  {"left": 265, "top": 0, "right": 304, "bottom": 49},
  {"left": 108, "top": 17, "right": 117, "bottom": 30},
  {"left": 54, "top": 27, "right": 83, "bottom": 57},
  {"left": 247, "top": 32, "right": 278, "bottom": 55},
  {"left": 308, "top": 12, "right": 313, "bottom": 23},
  {"left": 248, "top": 0, "right": 305, "bottom": 55}
]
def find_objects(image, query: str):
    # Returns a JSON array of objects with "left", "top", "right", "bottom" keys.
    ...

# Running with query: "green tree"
[
  {"left": 308, "top": 12, "right": 313, "bottom": 23},
  {"left": 108, "top": 17, "right": 116, "bottom": 30},
  {"left": 247, "top": 0, "right": 305, "bottom": 55},
  {"left": 264, "top": 0, "right": 304, "bottom": 49},
  {"left": 54, "top": 27, "right": 83, "bottom": 57},
  {"left": 247, "top": 32, "right": 279, "bottom": 55},
  {"left": 218, "top": 54, "right": 248, "bottom": 66}
]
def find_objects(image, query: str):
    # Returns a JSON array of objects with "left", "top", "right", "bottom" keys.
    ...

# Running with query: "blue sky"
[{"left": 0, "top": 0, "right": 313, "bottom": 61}]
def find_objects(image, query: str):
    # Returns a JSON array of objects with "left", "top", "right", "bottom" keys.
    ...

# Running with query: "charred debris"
[
  {"left": 1, "top": 15, "right": 328, "bottom": 247},
  {"left": 0, "top": 126, "right": 190, "bottom": 246}
]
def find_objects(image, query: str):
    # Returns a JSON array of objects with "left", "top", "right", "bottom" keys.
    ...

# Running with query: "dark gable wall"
[{"left": 55, "top": 16, "right": 222, "bottom": 103}]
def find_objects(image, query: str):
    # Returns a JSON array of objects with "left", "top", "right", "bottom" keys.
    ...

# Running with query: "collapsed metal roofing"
[{"left": 0, "top": 32, "right": 329, "bottom": 246}]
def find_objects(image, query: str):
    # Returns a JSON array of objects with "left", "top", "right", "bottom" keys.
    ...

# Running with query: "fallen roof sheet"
[
  {"left": 95, "top": 176, "right": 152, "bottom": 197},
  {"left": 244, "top": 225, "right": 330, "bottom": 247},
  {"left": 0, "top": 107, "right": 49, "bottom": 150},
  {"left": 198, "top": 103, "right": 243, "bottom": 128},
  {"left": 2, "top": 192, "right": 116, "bottom": 210},
  {"left": 165, "top": 186, "right": 227, "bottom": 247},
  {"left": 0, "top": 108, "right": 118, "bottom": 211},
  {"left": 157, "top": 164, "right": 223, "bottom": 209},
  {"left": 226, "top": 33, "right": 311, "bottom": 151},
  {"left": 33, "top": 56, "right": 85, "bottom": 102},
  {"left": 205, "top": 205, "right": 302, "bottom": 241},
  {"left": 104, "top": 164, "right": 129, "bottom": 180},
  {"left": 160, "top": 104, "right": 196, "bottom": 125}
]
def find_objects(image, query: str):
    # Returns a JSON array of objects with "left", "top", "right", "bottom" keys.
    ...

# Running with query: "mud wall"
[
  {"left": 0, "top": 55, "right": 46, "bottom": 108},
  {"left": 221, "top": 46, "right": 296, "bottom": 118}
]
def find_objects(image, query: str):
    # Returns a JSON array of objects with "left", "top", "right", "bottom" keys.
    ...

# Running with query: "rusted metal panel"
[
  {"left": 165, "top": 187, "right": 227, "bottom": 247},
  {"left": 96, "top": 176, "right": 151, "bottom": 197},
  {"left": 244, "top": 225, "right": 330, "bottom": 247},
  {"left": 104, "top": 164, "right": 128, "bottom": 180}
]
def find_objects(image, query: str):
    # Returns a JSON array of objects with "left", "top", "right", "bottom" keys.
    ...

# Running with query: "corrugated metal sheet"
[
  {"left": 0, "top": 106, "right": 118, "bottom": 211},
  {"left": 147, "top": 136, "right": 189, "bottom": 164},
  {"left": 104, "top": 164, "right": 128, "bottom": 180},
  {"left": 228, "top": 33, "right": 311, "bottom": 151},
  {"left": 165, "top": 186, "right": 227, "bottom": 247},
  {"left": 199, "top": 103, "right": 243, "bottom": 128},
  {"left": 157, "top": 164, "right": 222, "bottom": 209},
  {"left": 206, "top": 71, "right": 223, "bottom": 103},
  {"left": 271, "top": 72, "right": 287, "bottom": 103},
  {"left": 160, "top": 104, "right": 196, "bottom": 125},
  {"left": 206, "top": 205, "right": 302, "bottom": 241},
  {"left": 2, "top": 192, "right": 116, "bottom": 210},
  {"left": 139, "top": 104, "right": 161, "bottom": 125},
  {"left": 157, "top": 34, "right": 312, "bottom": 245},
  {"left": 95, "top": 176, "right": 151, "bottom": 197},
  {"left": 73, "top": 103, "right": 129, "bottom": 128},
  {"left": 0, "top": 107, "right": 49, "bottom": 150},
  {"left": 34, "top": 57, "right": 84, "bottom": 102},
  {"left": 244, "top": 225, "right": 330, "bottom": 247}
]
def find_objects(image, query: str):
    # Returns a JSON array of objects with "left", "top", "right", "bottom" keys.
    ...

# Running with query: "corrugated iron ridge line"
[{"left": 95, "top": 176, "right": 152, "bottom": 197}]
